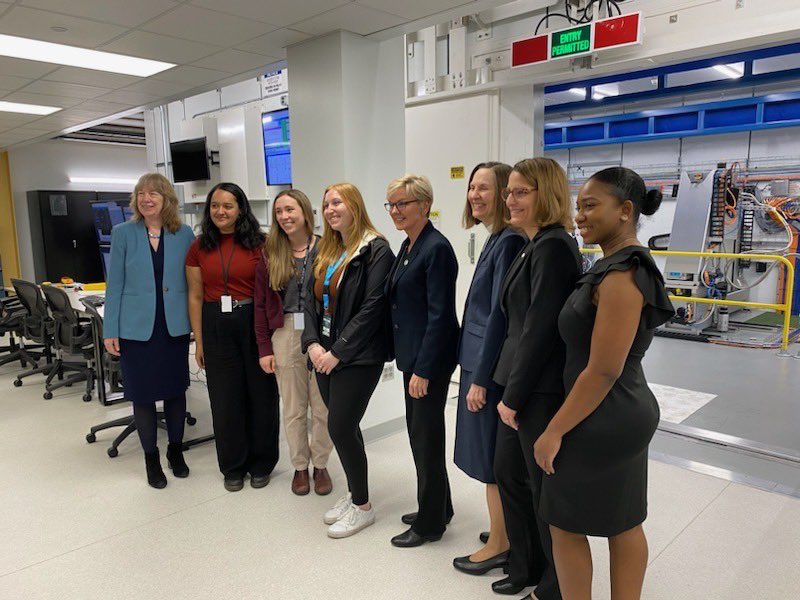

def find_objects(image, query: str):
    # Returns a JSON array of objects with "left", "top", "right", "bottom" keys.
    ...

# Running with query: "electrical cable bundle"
[{"left": 535, "top": 0, "right": 624, "bottom": 35}]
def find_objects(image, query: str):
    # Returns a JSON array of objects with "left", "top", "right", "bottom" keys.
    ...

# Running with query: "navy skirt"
[
  {"left": 118, "top": 237, "right": 189, "bottom": 404},
  {"left": 454, "top": 369, "right": 502, "bottom": 483}
]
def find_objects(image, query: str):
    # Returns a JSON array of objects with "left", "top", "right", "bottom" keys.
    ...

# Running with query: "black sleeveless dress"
[{"left": 540, "top": 246, "right": 674, "bottom": 537}]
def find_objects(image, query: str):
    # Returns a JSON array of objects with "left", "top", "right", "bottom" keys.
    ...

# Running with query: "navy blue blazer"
[
  {"left": 386, "top": 221, "right": 460, "bottom": 380},
  {"left": 104, "top": 220, "right": 195, "bottom": 341},
  {"left": 459, "top": 227, "right": 526, "bottom": 386}
]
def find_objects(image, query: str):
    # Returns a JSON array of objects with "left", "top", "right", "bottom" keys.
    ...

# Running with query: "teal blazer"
[{"left": 104, "top": 220, "right": 195, "bottom": 341}]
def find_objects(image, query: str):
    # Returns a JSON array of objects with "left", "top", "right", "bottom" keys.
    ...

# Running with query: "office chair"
[
  {"left": 0, "top": 296, "right": 29, "bottom": 368},
  {"left": 79, "top": 296, "right": 196, "bottom": 458},
  {"left": 40, "top": 285, "right": 96, "bottom": 402},
  {"left": 9, "top": 279, "right": 56, "bottom": 387}
]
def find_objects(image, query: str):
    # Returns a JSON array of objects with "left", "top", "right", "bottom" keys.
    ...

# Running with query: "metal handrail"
[{"left": 581, "top": 248, "right": 796, "bottom": 350}]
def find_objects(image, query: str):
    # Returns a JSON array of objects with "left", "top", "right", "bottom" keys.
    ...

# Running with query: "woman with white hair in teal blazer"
[{"left": 104, "top": 173, "right": 196, "bottom": 489}]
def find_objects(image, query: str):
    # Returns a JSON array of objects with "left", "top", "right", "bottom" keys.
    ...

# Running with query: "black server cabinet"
[{"left": 27, "top": 190, "right": 105, "bottom": 284}]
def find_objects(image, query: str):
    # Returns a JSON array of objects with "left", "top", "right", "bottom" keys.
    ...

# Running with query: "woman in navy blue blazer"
[
  {"left": 104, "top": 173, "right": 195, "bottom": 489},
  {"left": 385, "top": 174, "right": 460, "bottom": 548},
  {"left": 453, "top": 163, "right": 525, "bottom": 575}
]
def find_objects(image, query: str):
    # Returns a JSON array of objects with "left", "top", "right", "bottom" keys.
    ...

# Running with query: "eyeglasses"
[
  {"left": 384, "top": 199, "right": 420, "bottom": 212},
  {"left": 501, "top": 187, "right": 537, "bottom": 201}
]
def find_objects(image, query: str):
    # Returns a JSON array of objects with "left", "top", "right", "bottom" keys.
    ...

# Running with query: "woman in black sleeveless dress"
[{"left": 534, "top": 167, "right": 674, "bottom": 600}]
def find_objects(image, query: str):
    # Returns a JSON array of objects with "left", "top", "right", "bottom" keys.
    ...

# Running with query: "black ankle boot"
[
  {"left": 144, "top": 449, "right": 167, "bottom": 489},
  {"left": 166, "top": 443, "right": 189, "bottom": 478}
]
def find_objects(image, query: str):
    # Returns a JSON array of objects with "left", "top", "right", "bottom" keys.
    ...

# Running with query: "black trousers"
[
  {"left": 202, "top": 303, "right": 279, "bottom": 478},
  {"left": 403, "top": 371, "right": 454, "bottom": 537},
  {"left": 316, "top": 363, "right": 382, "bottom": 505},
  {"left": 494, "top": 393, "right": 562, "bottom": 600}
]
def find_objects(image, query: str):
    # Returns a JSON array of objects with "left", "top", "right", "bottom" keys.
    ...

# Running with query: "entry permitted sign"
[{"left": 550, "top": 24, "right": 591, "bottom": 59}]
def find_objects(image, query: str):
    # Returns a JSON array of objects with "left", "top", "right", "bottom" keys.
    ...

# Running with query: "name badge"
[
  {"left": 321, "top": 314, "right": 332, "bottom": 338},
  {"left": 294, "top": 312, "right": 305, "bottom": 330},
  {"left": 221, "top": 295, "right": 233, "bottom": 313}
]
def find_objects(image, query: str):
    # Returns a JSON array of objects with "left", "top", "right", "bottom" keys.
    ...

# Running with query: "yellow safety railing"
[{"left": 581, "top": 249, "right": 796, "bottom": 350}]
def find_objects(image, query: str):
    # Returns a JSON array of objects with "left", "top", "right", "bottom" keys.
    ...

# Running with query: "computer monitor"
[
  {"left": 92, "top": 202, "right": 126, "bottom": 244},
  {"left": 170, "top": 137, "right": 211, "bottom": 183},
  {"left": 262, "top": 109, "right": 292, "bottom": 186}
]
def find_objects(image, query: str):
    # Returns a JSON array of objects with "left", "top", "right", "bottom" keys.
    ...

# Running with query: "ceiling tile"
[
  {"left": 355, "top": 0, "right": 471, "bottom": 20},
  {"left": 189, "top": 0, "right": 349, "bottom": 28},
  {"left": 120, "top": 78, "right": 198, "bottom": 97},
  {"left": 19, "top": 0, "right": 179, "bottom": 28},
  {"left": 0, "top": 6, "right": 127, "bottom": 48},
  {"left": 43, "top": 67, "right": 140, "bottom": 89},
  {"left": 191, "top": 49, "right": 278, "bottom": 74},
  {"left": 0, "top": 74, "right": 33, "bottom": 93},
  {"left": 29, "top": 113, "right": 96, "bottom": 128},
  {"left": 0, "top": 113, "right": 41, "bottom": 128},
  {"left": 2, "top": 90, "right": 83, "bottom": 108},
  {"left": 141, "top": 5, "right": 278, "bottom": 44},
  {"left": 17, "top": 80, "right": 111, "bottom": 99},
  {"left": 75, "top": 99, "right": 134, "bottom": 113},
  {"left": 235, "top": 28, "right": 310, "bottom": 56},
  {"left": 150, "top": 65, "right": 228, "bottom": 86},
  {"left": 293, "top": 3, "right": 405, "bottom": 36},
  {"left": 96, "top": 89, "right": 164, "bottom": 106},
  {"left": 0, "top": 56, "right": 58, "bottom": 79},
  {"left": 100, "top": 30, "right": 223, "bottom": 65}
]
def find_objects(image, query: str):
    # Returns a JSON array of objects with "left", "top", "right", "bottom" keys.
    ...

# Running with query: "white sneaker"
[
  {"left": 323, "top": 493, "right": 352, "bottom": 525},
  {"left": 327, "top": 504, "right": 375, "bottom": 539}
]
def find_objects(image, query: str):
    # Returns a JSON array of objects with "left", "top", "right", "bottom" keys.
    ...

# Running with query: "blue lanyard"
[{"left": 322, "top": 251, "right": 347, "bottom": 314}]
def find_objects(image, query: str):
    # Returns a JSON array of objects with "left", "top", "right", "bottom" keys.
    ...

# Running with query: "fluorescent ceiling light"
[
  {"left": 568, "top": 88, "right": 586, "bottom": 97},
  {"left": 592, "top": 84, "right": 619, "bottom": 100},
  {"left": 0, "top": 100, "right": 60, "bottom": 115},
  {"left": 69, "top": 176, "right": 138, "bottom": 186},
  {"left": 713, "top": 63, "right": 744, "bottom": 79},
  {"left": 0, "top": 34, "right": 175, "bottom": 77}
]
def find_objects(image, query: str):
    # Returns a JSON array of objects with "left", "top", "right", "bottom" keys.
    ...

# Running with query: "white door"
[{"left": 405, "top": 93, "right": 499, "bottom": 318}]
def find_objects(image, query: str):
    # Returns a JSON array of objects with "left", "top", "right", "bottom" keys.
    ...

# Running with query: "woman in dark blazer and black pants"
[
  {"left": 385, "top": 174, "right": 460, "bottom": 548},
  {"left": 490, "top": 158, "right": 582, "bottom": 599}
]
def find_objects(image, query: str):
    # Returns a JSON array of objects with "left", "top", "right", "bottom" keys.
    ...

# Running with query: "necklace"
[{"left": 148, "top": 230, "right": 161, "bottom": 239}]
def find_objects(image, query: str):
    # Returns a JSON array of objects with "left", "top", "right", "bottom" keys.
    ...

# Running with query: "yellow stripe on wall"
[{"left": 0, "top": 151, "right": 21, "bottom": 286}]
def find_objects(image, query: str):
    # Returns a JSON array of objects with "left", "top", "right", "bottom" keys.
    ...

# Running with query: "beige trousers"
[{"left": 272, "top": 314, "right": 333, "bottom": 470}]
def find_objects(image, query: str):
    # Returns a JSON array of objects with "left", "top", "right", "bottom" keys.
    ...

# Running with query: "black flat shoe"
[
  {"left": 391, "top": 527, "right": 443, "bottom": 548},
  {"left": 250, "top": 474, "right": 270, "bottom": 488},
  {"left": 480, "top": 531, "right": 490, "bottom": 544},
  {"left": 453, "top": 550, "right": 510, "bottom": 575},
  {"left": 224, "top": 476, "right": 244, "bottom": 492},
  {"left": 401, "top": 511, "right": 454, "bottom": 526},
  {"left": 492, "top": 577, "right": 528, "bottom": 595}
]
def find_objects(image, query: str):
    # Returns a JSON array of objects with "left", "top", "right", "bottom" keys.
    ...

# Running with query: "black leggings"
[
  {"left": 316, "top": 364, "right": 382, "bottom": 505},
  {"left": 133, "top": 394, "right": 187, "bottom": 453}
]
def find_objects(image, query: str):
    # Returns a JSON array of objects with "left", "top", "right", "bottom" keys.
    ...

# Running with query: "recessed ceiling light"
[
  {"left": 0, "top": 34, "right": 175, "bottom": 77},
  {"left": 69, "top": 176, "right": 138, "bottom": 185},
  {"left": 0, "top": 100, "right": 61, "bottom": 115}
]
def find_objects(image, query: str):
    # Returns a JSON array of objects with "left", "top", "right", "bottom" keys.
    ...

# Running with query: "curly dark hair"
[{"left": 198, "top": 182, "right": 266, "bottom": 251}]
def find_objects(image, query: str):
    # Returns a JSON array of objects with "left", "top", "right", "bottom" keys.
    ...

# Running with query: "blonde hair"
[
  {"left": 131, "top": 173, "right": 182, "bottom": 233},
  {"left": 386, "top": 174, "right": 433, "bottom": 217},
  {"left": 314, "top": 183, "right": 383, "bottom": 278},
  {"left": 512, "top": 158, "right": 573, "bottom": 230},
  {"left": 463, "top": 162, "right": 512, "bottom": 233},
  {"left": 265, "top": 189, "right": 316, "bottom": 291}
]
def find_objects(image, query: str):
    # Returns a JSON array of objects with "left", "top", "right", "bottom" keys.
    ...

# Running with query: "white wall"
[{"left": 9, "top": 139, "right": 147, "bottom": 280}]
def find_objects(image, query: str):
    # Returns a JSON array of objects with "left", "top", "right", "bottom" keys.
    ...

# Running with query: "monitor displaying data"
[
  {"left": 262, "top": 108, "right": 292, "bottom": 186},
  {"left": 91, "top": 202, "right": 127, "bottom": 244}
]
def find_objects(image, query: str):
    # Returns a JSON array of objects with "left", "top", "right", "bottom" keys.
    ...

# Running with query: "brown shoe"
[
  {"left": 292, "top": 469, "right": 310, "bottom": 496},
  {"left": 313, "top": 467, "right": 332, "bottom": 496}
]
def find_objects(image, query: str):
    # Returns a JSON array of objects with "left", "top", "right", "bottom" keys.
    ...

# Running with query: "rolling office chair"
[
  {"left": 9, "top": 279, "right": 56, "bottom": 387},
  {"left": 40, "top": 285, "right": 96, "bottom": 402},
  {"left": 0, "top": 296, "right": 29, "bottom": 368},
  {"left": 80, "top": 296, "right": 196, "bottom": 458}
]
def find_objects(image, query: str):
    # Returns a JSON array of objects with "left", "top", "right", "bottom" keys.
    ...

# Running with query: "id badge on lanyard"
[
  {"left": 322, "top": 251, "right": 346, "bottom": 338},
  {"left": 218, "top": 241, "right": 236, "bottom": 313}
]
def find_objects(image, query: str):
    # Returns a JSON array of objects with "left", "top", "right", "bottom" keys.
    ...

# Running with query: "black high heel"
[{"left": 453, "top": 550, "right": 510, "bottom": 575}]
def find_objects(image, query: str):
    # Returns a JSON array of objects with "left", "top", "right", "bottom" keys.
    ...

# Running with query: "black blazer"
[
  {"left": 491, "top": 224, "right": 582, "bottom": 411},
  {"left": 302, "top": 237, "right": 395, "bottom": 370},
  {"left": 386, "top": 221, "right": 459, "bottom": 380}
]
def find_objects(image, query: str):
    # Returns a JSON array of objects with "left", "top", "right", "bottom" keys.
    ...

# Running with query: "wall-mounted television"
[
  {"left": 262, "top": 108, "right": 291, "bottom": 186},
  {"left": 170, "top": 137, "right": 210, "bottom": 183}
]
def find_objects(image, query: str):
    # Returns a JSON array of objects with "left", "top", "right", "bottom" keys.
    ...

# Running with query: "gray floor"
[{"left": 1, "top": 342, "right": 800, "bottom": 599}]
